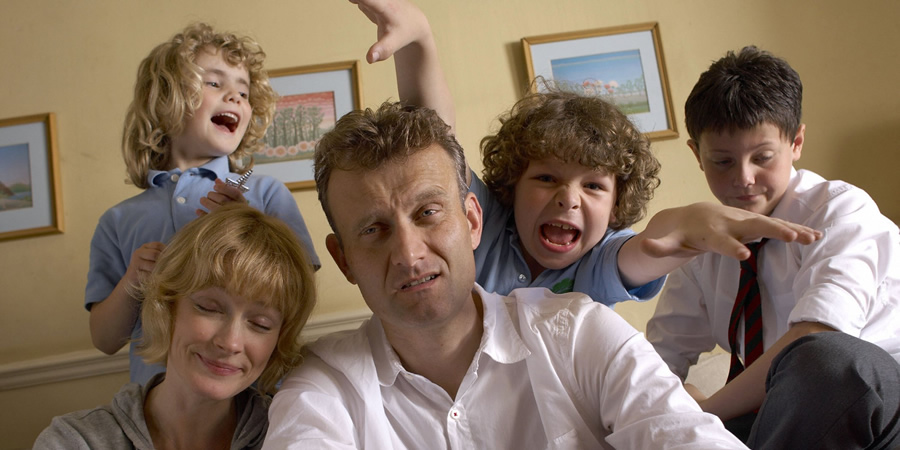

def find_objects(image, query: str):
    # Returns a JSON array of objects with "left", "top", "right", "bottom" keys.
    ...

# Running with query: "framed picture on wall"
[
  {"left": 244, "top": 60, "right": 362, "bottom": 190},
  {"left": 0, "top": 113, "right": 64, "bottom": 241},
  {"left": 522, "top": 22, "right": 678, "bottom": 141}
]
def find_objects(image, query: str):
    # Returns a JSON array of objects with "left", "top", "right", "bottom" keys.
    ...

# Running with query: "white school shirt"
[
  {"left": 264, "top": 285, "right": 747, "bottom": 449},
  {"left": 647, "top": 168, "right": 900, "bottom": 379}
]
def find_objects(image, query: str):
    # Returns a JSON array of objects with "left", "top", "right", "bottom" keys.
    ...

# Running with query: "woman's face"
[{"left": 165, "top": 286, "right": 282, "bottom": 401}]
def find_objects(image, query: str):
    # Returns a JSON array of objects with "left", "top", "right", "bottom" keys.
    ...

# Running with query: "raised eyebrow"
[{"left": 415, "top": 186, "right": 451, "bottom": 205}]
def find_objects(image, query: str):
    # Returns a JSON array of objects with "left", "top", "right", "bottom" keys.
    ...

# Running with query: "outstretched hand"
[
  {"left": 197, "top": 178, "right": 248, "bottom": 217},
  {"left": 639, "top": 202, "right": 822, "bottom": 261},
  {"left": 351, "top": 0, "right": 431, "bottom": 64}
]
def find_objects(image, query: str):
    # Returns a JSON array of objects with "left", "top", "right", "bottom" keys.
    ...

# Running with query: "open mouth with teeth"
[
  {"left": 211, "top": 112, "right": 240, "bottom": 133},
  {"left": 540, "top": 222, "right": 581, "bottom": 247},
  {"left": 402, "top": 274, "right": 437, "bottom": 290}
]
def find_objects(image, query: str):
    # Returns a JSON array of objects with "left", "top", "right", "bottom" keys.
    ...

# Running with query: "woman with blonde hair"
[{"left": 37, "top": 203, "right": 317, "bottom": 449}]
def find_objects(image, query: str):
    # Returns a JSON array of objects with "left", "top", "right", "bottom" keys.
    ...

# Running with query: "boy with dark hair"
[{"left": 647, "top": 46, "right": 900, "bottom": 448}]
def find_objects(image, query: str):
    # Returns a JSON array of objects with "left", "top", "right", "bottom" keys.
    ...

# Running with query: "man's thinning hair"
[
  {"left": 314, "top": 101, "right": 467, "bottom": 239},
  {"left": 685, "top": 45, "right": 803, "bottom": 143}
]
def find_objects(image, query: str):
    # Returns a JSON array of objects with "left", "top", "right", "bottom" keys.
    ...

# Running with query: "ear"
[
  {"left": 791, "top": 124, "right": 805, "bottom": 162},
  {"left": 464, "top": 192, "right": 483, "bottom": 250},
  {"left": 687, "top": 139, "right": 704, "bottom": 171},
  {"left": 325, "top": 234, "right": 356, "bottom": 285}
]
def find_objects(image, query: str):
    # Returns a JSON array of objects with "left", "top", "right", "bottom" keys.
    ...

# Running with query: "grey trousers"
[{"left": 739, "top": 332, "right": 900, "bottom": 449}]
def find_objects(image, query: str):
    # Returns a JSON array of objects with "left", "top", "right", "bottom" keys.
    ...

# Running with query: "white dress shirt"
[
  {"left": 648, "top": 168, "right": 900, "bottom": 379},
  {"left": 264, "top": 285, "right": 747, "bottom": 449}
]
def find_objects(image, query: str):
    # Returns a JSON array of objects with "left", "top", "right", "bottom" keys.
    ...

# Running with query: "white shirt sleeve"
[
  {"left": 263, "top": 355, "right": 363, "bottom": 450},
  {"left": 646, "top": 264, "right": 719, "bottom": 380},
  {"left": 561, "top": 299, "right": 747, "bottom": 448}
]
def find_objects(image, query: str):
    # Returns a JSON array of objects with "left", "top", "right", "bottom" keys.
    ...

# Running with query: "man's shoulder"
[
  {"left": 504, "top": 287, "right": 595, "bottom": 309},
  {"left": 307, "top": 321, "right": 373, "bottom": 358},
  {"left": 294, "top": 320, "right": 376, "bottom": 379},
  {"left": 497, "top": 287, "right": 623, "bottom": 329}
]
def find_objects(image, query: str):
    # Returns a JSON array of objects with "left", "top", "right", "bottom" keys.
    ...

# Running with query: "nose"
[
  {"left": 213, "top": 319, "right": 244, "bottom": 354},
  {"left": 555, "top": 185, "right": 580, "bottom": 210},
  {"left": 390, "top": 223, "right": 427, "bottom": 268},
  {"left": 224, "top": 85, "right": 242, "bottom": 104},
  {"left": 734, "top": 162, "right": 755, "bottom": 187}
]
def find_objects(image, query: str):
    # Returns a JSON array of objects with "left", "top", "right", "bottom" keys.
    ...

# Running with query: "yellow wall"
[{"left": 2, "top": 0, "right": 898, "bottom": 447}]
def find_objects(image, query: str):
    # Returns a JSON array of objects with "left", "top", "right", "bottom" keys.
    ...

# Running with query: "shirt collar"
[
  {"left": 371, "top": 284, "right": 531, "bottom": 387},
  {"left": 147, "top": 156, "right": 230, "bottom": 187}
]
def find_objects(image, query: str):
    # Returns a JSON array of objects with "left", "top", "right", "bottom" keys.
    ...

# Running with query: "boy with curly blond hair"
[{"left": 86, "top": 23, "right": 318, "bottom": 384}]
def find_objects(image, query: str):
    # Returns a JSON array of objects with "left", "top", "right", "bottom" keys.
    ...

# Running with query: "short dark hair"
[
  {"left": 480, "top": 90, "right": 660, "bottom": 230},
  {"left": 685, "top": 45, "right": 802, "bottom": 143},
  {"left": 314, "top": 102, "right": 467, "bottom": 237}
]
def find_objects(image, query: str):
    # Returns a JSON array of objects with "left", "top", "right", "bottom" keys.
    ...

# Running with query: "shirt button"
[
  {"left": 518, "top": 274, "right": 527, "bottom": 283},
  {"left": 176, "top": 197, "right": 186, "bottom": 204},
  {"left": 449, "top": 408, "right": 462, "bottom": 420},
  {"left": 170, "top": 174, "right": 180, "bottom": 182}
]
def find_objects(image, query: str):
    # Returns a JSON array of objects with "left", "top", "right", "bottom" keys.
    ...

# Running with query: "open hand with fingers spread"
[{"left": 639, "top": 202, "right": 822, "bottom": 261}]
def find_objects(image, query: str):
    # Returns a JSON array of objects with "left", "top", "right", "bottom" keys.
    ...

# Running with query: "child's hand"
[
  {"left": 197, "top": 178, "right": 248, "bottom": 216},
  {"left": 351, "top": 0, "right": 432, "bottom": 64},
  {"left": 639, "top": 202, "right": 823, "bottom": 261},
  {"left": 123, "top": 242, "right": 166, "bottom": 287}
]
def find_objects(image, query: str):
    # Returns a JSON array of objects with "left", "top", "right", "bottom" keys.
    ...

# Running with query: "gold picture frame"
[
  {"left": 0, "top": 113, "right": 64, "bottom": 241},
  {"left": 522, "top": 22, "right": 678, "bottom": 141},
  {"left": 246, "top": 60, "right": 363, "bottom": 190}
]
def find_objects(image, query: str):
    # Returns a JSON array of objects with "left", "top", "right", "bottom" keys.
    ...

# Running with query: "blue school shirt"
[
  {"left": 85, "top": 155, "right": 320, "bottom": 384},
  {"left": 471, "top": 174, "right": 663, "bottom": 306}
]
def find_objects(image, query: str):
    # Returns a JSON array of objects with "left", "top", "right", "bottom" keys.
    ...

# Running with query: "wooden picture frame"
[
  {"left": 0, "top": 113, "right": 64, "bottom": 241},
  {"left": 245, "top": 60, "right": 363, "bottom": 190},
  {"left": 523, "top": 22, "right": 678, "bottom": 141}
]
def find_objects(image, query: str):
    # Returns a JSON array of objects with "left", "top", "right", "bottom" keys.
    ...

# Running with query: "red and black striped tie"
[{"left": 726, "top": 238, "right": 768, "bottom": 382}]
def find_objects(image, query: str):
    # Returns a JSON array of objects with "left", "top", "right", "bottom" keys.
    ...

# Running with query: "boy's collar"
[{"left": 147, "top": 156, "right": 230, "bottom": 187}]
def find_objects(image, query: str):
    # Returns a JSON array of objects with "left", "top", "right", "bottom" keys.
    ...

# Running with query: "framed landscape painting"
[
  {"left": 523, "top": 22, "right": 678, "bottom": 141},
  {"left": 0, "top": 113, "right": 64, "bottom": 241},
  {"left": 244, "top": 60, "right": 362, "bottom": 190}
]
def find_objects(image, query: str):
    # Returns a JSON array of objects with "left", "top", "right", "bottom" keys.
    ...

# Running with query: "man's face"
[
  {"left": 325, "top": 145, "right": 483, "bottom": 333},
  {"left": 690, "top": 122, "right": 804, "bottom": 216}
]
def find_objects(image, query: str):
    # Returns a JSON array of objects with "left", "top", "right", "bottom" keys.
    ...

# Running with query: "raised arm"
[
  {"left": 351, "top": 0, "right": 455, "bottom": 131},
  {"left": 617, "top": 202, "right": 822, "bottom": 287}
]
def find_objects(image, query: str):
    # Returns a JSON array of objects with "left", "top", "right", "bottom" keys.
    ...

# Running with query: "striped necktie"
[{"left": 726, "top": 238, "right": 768, "bottom": 382}]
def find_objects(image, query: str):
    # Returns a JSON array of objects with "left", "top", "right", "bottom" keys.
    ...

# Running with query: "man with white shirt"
[{"left": 261, "top": 101, "right": 752, "bottom": 449}]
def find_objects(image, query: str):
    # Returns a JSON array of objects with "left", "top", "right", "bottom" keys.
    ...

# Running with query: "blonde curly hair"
[{"left": 122, "top": 22, "right": 277, "bottom": 188}]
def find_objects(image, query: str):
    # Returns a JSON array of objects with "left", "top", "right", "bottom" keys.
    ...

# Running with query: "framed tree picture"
[{"left": 245, "top": 60, "right": 362, "bottom": 190}]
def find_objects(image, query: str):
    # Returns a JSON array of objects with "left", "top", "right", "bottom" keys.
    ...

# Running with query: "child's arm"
[
  {"left": 694, "top": 321, "right": 836, "bottom": 420},
  {"left": 89, "top": 242, "right": 165, "bottom": 354},
  {"left": 352, "top": 0, "right": 455, "bottom": 131},
  {"left": 617, "top": 202, "right": 822, "bottom": 287}
]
